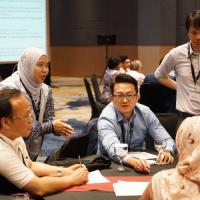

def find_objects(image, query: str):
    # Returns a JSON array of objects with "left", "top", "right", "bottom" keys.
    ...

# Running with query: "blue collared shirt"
[{"left": 97, "top": 102, "right": 176, "bottom": 163}]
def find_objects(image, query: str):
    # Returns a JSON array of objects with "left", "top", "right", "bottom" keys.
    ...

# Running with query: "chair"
[
  {"left": 156, "top": 112, "right": 178, "bottom": 140},
  {"left": 139, "top": 83, "right": 176, "bottom": 113},
  {"left": 145, "top": 112, "right": 178, "bottom": 149},
  {"left": 83, "top": 78, "right": 105, "bottom": 119},
  {"left": 83, "top": 118, "right": 99, "bottom": 155},
  {"left": 91, "top": 74, "right": 109, "bottom": 105}
]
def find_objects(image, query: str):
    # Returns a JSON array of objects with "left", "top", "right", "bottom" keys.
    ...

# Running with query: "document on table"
[
  {"left": 87, "top": 170, "right": 110, "bottom": 184},
  {"left": 129, "top": 152, "right": 157, "bottom": 165},
  {"left": 113, "top": 181, "right": 149, "bottom": 196}
]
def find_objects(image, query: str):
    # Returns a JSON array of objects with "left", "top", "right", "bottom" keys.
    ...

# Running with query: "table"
[{"left": 0, "top": 157, "right": 177, "bottom": 200}]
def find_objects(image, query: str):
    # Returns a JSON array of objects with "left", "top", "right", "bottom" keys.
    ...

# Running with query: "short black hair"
[
  {"left": 107, "top": 56, "right": 121, "bottom": 70},
  {"left": 110, "top": 73, "right": 138, "bottom": 95},
  {"left": 119, "top": 55, "right": 129, "bottom": 63},
  {"left": 185, "top": 10, "right": 200, "bottom": 32},
  {"left": 0, "top": 88, "right": 22, "bottom": 119}
]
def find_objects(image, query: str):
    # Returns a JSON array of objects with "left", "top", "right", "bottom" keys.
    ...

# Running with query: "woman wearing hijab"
[
  {"left": 0, "top": 47, "right": 74, "bottom": 161},
  {"left": 140, "top": 116, "right": 200, "bottom": 199}
]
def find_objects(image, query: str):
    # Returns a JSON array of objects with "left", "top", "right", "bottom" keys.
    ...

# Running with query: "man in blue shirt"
[{"left": 98, "top": 74, "right": 176, "bottom": 173}]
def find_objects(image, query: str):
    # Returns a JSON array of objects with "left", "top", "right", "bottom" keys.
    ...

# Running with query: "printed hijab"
[{"left": 152, "top": 116, "right": 200, "bottom": 200}]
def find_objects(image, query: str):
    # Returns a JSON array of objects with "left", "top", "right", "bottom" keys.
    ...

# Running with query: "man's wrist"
[{"left": 161, "top": 149, "right": 172, "bottom": 155}]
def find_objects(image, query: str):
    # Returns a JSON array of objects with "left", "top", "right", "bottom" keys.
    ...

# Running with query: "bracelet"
[{"left": 57, "top": 166, "right": 62, "bottom": 177}]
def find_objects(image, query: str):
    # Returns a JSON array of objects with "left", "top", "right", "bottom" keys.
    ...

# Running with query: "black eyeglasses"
[
  {"left": 11, "top": 113, "right": 33, "bottom": 120},
  {"left": 113, "top": 93, "right": 137, "bottom": 101}
]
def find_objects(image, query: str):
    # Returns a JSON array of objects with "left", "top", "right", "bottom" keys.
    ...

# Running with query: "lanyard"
[
  {"left": 119, "top": 120, "right": 134, "bottom": 150},
  {"left": 188, "top": 44, "right": 200, "bottom": 85},
  {"left": 20, "top": 79, "right": 41, "bottom": 120}
]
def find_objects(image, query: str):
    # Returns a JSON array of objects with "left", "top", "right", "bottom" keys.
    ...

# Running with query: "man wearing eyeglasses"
[
  {"left": 0, "top": 88, "right": 88, "bottom": 196},
  {"left": 97, "top": 74, "right": 176, "bottom": 173}
]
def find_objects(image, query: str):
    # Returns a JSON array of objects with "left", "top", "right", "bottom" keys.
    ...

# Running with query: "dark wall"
[
  {"left": 137, "top": 0, "right": 176, "bottom": 45},
  {"left": 176, "top": 0, "right": 200, "bottom": 45},
  {"left": 50, "top": 0, "right": 177, "bottom": 46},
  {"left": 50, "top": 0, "right": 138, "bottom": 45}
]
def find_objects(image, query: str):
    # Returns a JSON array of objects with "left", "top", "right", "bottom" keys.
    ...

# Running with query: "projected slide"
[{"left": 0, "top": 0, "right": 47, "bottom": 63}]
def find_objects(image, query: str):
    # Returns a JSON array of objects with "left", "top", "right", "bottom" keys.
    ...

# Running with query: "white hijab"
[{"left": 18, "top": 47, "right": 46, "bottom": 95}]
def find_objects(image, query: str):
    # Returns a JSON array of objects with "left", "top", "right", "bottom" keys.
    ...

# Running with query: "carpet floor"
[{"left": 39, "top": 76, "right": 93, "bottom": 160}]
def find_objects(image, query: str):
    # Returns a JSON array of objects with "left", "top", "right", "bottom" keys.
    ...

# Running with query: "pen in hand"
[{"left": 78, "top": 155, "right": 83, "bottom": 168}]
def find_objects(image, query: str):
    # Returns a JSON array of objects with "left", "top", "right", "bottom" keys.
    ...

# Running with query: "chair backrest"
[
  {"left": 45, "top": 133, "right": 89, "bottom": 163},
  {"left": 83, "top": 118, "right": 99, "bottom": 155},
  {"left": 156, "top": 112, "right": 178, "bottom": 140},
  {"left": 91, "top": 74, "right": 109, "bottom": 105},
  {"left": 139, "top": 83, "right": 176, "bottom": 113},
  {"left": 91, "top": 74, "right": 102, "bottom": 101},
  {"left": 145, "top": 112, "right": 178, "bottom": 150},
  {"left": 83, "top": 78, "right": 105, "bottom": 119}
]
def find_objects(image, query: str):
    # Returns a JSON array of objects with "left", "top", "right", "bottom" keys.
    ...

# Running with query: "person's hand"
[
  {"left": 68, "top": 167, "right": 88, "bottom": 186},
  {"left": 63, "top": 164, "right": 88, "bottom": 176},
  {"left": 52, "top": 119, "right": 74, "bottom": 136},
  {"left": 156, "top": 149, "right": 174, "bottom": 165},
  {"left": 128, "top": 157, "right": 150, "bottom": 173}
]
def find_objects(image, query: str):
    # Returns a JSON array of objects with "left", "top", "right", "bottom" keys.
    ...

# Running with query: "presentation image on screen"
[{"left": 0, "top": 0, "right": 47, "bottom": 63}]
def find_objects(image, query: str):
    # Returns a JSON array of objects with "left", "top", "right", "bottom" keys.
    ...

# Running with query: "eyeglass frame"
[
  {"left": 10, "top": 113, "right": 33, "bottom": 120},
  {"left": 112, "top": 93, "right": 138, "bottom": 101}
]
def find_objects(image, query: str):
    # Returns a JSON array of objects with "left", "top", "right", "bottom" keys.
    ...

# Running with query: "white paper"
[
  {"left": 129, "top": 151, "right": 157, "bottom": 160},
  {"left": 87, "top": 170, "right": 110, "bottom": 184},
  {"left": 113, "top": 181, "right": 149, "bottom": 196},
  {"left": 146, "top": 159, "right": 156, "bottom": 165}
]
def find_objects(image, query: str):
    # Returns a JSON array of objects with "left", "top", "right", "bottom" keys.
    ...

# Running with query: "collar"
[
  {"left": 188, "top": 41, "right": 200, "bottom": 57},
  {"left": 115, "top": 108, "right": 135, "bottom": 123},
  {"left": 0, "top": 133, "right": 22, "bottom": 150}
]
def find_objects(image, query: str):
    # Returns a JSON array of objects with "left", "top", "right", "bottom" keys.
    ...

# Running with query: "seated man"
[
  {"left": 98, "top": 74, "right": 176, "bottom": 173},
  {"left": 0, "top": 88, "right": 88, "bottom": 196}
]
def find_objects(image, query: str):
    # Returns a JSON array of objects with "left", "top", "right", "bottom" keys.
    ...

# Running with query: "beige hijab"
[{"left": 152, "top": 116, "right": 200, "bottom": 200}]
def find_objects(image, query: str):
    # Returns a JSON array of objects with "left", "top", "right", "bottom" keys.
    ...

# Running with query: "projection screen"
[{"left": 0, "top": 0, "right": 48, "bottom": 63}]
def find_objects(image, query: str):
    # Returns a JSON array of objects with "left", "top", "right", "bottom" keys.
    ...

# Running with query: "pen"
[{"left": 78, "top": 155, "right": 83, "bottom": 168}]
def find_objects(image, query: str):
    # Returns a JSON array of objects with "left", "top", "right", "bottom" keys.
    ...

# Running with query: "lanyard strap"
[
  {"left": 188, "top": 44, "right": 200, "bottom": 85},
  {"left": 119, "top": 120, "right": 134, "bottom": 150},
  {"left": 20, "top": 79, "right": 41, "bottom": 120}
]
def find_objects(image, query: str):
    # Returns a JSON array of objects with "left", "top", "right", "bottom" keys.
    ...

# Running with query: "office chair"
[
  {"left": 83, "top": 118, "right": 99, "bottom": 155},
  {"left": 139, "top": 83, "right": 176, "bottom": 113},
  {"left": 145, "top": 112, "right": 178, "bottom": 150},
  {"left": 83, "top": 78, "right": 105, "bottom": 119},
  {"left": 91, "top": 74, "right": 109, "bottom": 105},
  {"left": 156, "top": 112, "right": 178, "bottom": 140}
]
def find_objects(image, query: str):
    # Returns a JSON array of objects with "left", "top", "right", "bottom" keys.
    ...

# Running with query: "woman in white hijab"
[
  {"left": 0, "top": 47, "right": 74, "bottom": 161},
  {"left": 140, "top": 116, "right": 200, "bottom": 200}
]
